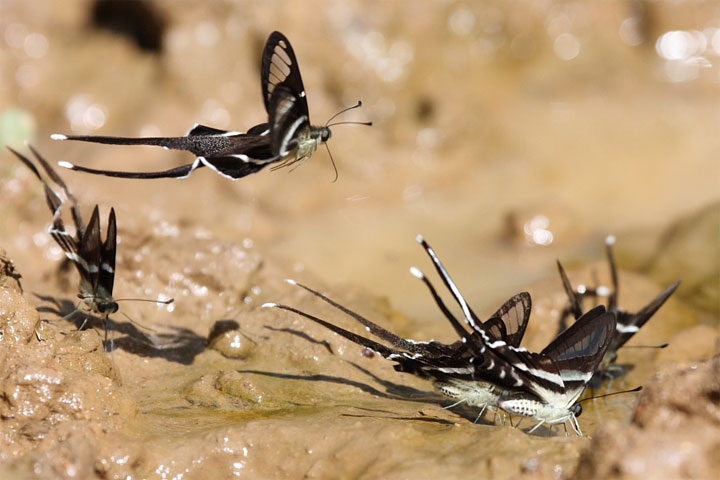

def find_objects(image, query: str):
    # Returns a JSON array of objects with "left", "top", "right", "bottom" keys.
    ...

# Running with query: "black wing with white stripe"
[
  {"left": 611, "top": 281, "right": 679, "bottom": 351},
  {"left": 261, "top": 31, "right": 311, "bottom": 157},
  {"left": 53, "top": 123, "right": 278, "bottom": 180},
  {"left": 556, "top": 240, "right": 679, "bottom": 356},
  {"left": 541, "top": 306, "right": 616, "bottom": 385}
]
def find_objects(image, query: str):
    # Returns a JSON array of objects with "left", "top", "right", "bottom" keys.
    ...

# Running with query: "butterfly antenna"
[
  {"left": 114, "top": 297, "right": 175, "bottom": 305},
  {"left": 579, "top": 386, "right": 642, "bottom": 403},
  {"left": 324, "top": 143, "right": 339, "bottom": 183},
  {"left": 326, "top": 121, "right": 373, "bottom": 127},
  {"left": 622, "top": 343, "right": 669, "bottom": 349},
  {"left": 325, "top": 100, "right": 364, "bottom": 126}
]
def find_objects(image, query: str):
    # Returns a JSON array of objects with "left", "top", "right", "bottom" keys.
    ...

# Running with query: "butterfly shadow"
[
  {"left": 257, "top": 323, "right": 494, "bottom": 425},
  {"left": 33, "top": 293, "right": 207, "bottom": 365},
  {"left": 263, "top": 324, "right": 334, "bottom": 354}
]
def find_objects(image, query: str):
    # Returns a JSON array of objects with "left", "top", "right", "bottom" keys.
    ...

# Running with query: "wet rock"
[
  {"left": 645, "top": 201, "right": 720, "bottom": 314},
  {"left": 0, "top": 249, "right": 23, "bottom": 292},
  {"left": 207, "top": 319, "right": 256, "bottom": 359},
  {"left": 655, "top": 325, "right": 719, "bottom": 369},
  {"left": 184, "top": 372, "right": 257, "bottom": 409},
  {"left": 0, "top": 253, "right": 138, "bottom": 473},
  {"left": 573, "top": 357, "right": 720, "bottom": 480}
]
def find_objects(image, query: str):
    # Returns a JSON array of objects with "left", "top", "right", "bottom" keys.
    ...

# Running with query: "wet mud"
[{"left": 1, "top": 1, "right": 719, "bottom": 479}]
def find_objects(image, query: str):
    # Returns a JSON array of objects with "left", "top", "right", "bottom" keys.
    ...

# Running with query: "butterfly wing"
[
  {"left": 610, "top": 280, "right": 680, "bottom": 351},
  {"left": 261, "top": 31, "right": 311, "bottom": 156},
  {"left": 98, "top": 208, "right": 117, "bottom": 299},
  {"left": 556, "top": 260, "right": 584, "bottom": 320},
  {"left": 262, "top": 31, "right": 308, "bottom": 115},
  {"left": 541, "top": 305, "right": 616, "bottom": 397},
  {"left": 77, "top": 206, "right": 104, "bottom": 300},
  {"left": 485, "top": 292, "right": 531, "bottom": 347}
]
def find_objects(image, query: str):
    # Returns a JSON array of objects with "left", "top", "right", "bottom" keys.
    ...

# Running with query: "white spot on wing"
[{"left": 616, "top": 324, "right": 640, "bottom": 333}]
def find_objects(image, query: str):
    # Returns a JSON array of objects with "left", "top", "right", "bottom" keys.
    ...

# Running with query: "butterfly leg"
[
  {"left": 528, "top": 419, "right": 546, "bottom": 434},
  {"left": 494, "top": 409, "right": 506, "bottom": 426},
  {"left": 78, "top": 316, "right": 89, "bottom": 331},
  {"left": 442, "top": 398, "right": 467, "bottom": 410},
  {"left": 563, "top": 422, "right": 569, "bottom": 436},
  {"left": 473, "top": 403, "right": 488, "bottom": 424},
  {"left": 34, "top": 320, "right": 45, "bottom": 342},
  {"left": 103, "top": 314, "right": 115, "bottom": 353},
  {"left": 62, "top": 300, "right": 84, "bottom": 322},
  {"left": 570, "top": 414, "right": 583, "bottom": 436},
  {"left": 287, "top": 156, "right": 310, "bottom": 173}
]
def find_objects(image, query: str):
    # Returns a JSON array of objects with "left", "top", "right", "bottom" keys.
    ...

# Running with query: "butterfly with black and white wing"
[
  {"left": 52, "top": 31, "right": 369, "bottom": 181},
  {"left": 9, "top": 146, "right": 172, "bottom": 351},
  {"left": 263, "top": 235, "right": 532, "bottom": 423},
  {"left": 9, "top": 146, "right": 119, "bottom": 341},
  {"left": 556, "top": 235, "right": 680, "bottom": 381},
  {"left": 496, "top": 305, "right": 616, "bottom": 436}
]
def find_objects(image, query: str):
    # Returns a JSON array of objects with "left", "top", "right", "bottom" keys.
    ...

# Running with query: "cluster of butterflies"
[
  {"left": 264, "top": 235, "right": 679, "bottom": 436},
  {"left": 11, "top": 31, "right": 680, "bottom": 436}
]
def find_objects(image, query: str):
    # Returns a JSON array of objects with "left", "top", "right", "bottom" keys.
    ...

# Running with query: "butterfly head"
[
  {"left": 309, "top": 125, "right": 332, "bottom": 145},
  {"left": 572, "top": 403, "right": 583, "bottom": 418},
  {"left": 97, "top": 299, "right": 119, "bottom": 314},
  {"left": 319, "top": 127, "right": 332, "bottom": 143}
]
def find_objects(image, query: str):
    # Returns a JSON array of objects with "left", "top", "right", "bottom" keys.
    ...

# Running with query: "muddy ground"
[{"left": 1, "top": 1, "right": 719, "bottom": 479}]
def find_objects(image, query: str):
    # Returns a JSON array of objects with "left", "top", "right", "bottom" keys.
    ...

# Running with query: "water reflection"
[{"left": 656, "top": 29, "right": 717, "bottom": 82}]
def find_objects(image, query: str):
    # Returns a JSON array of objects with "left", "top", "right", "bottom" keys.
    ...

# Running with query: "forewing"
[
  {"left": 486, "top": 292, "right": 531, "bottom": 347},
  {"left": 541, "top": 305, "right": 616, "bottom": 385},
  {"left": 78, "top": 206, "right": 103, "bottom": 295},
  {"left": 557, "top": 260, "right": 583, "bottom": 320},
  {"left": 610, "top": 280, "right": 680, "bottom": 351},
  {"left": 261, "top": 31, "right": 308, "bottom": 115},
  {"left": 99, "top": 208, "right": 117, "bottom": 298}
]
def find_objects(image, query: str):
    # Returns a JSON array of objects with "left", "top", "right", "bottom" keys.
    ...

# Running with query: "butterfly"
[
  {"left": 556, "top": 235, "right": 680, "bottom": 381},
  {"left": 8, "top": 146, "right": 171, "bottom": 351},
  {"left": 52, "top": 31, "right": 369, "bottom": 182},
  {"left": 495, "top": 305, "right": 616, "bottom": 435}
]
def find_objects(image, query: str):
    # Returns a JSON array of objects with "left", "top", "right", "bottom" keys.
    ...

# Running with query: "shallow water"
[{"left": 1, "top": 1, "right": 718, "bottom": 479}]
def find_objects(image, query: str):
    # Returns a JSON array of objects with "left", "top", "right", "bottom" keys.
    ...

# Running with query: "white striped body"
[
  {"left": 499, "top": 392, "right": 583, "bottom": 435},
  {"left": 435, "top": 379, "right": 501, "bottom": 409}
]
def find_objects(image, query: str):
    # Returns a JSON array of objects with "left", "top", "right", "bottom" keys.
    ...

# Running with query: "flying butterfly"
[
  {"left": 9, "top": 146, "right": 172, "bottom": 351},
  {"left": 52, "top": 31, "right": 370, "bottom": 182},
  {"left": 556, "top": 235, "right": 680, "bottom": 381}
]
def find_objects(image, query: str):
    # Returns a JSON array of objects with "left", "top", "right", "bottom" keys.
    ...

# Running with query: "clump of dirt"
[
  {"left": 0, "top": 252, "right": 137, "bottom": 479},
  {"left": 573, "top": 356, "right": 720, "bottom": 480}
]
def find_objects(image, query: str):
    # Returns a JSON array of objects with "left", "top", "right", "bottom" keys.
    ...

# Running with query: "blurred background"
[
  {"left": 0, "top": 2, "right": 718, "bottom": 478},
  {"left": 1, "top": 0, "right": 717, "bottom": 327}
]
